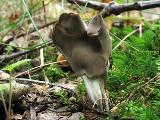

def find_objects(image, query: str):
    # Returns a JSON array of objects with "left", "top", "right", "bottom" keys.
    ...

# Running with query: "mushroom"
[{"left": 50, "top": 13, "right": 112, "bottom": 111}]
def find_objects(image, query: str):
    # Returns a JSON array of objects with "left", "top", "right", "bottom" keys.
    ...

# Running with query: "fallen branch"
[
  {"left": 0, "top": 21, "right": 56, "bottom": 54},
  {"left": 14, "top": 60, "right": 67, "bottom": 78},
  {"left": 0, "top": 40, "right": 53, "bottom": 62},
  {"left": 67, "top": 0, "right": 160, "bottom": 18},
  {"left": 0, "top": 82, "right": 30, "bottom": 105},
  {"left": 13, "top": 77, "right": 77, "bottom": 96}
]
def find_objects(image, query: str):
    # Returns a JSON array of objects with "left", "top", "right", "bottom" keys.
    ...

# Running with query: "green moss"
[
  {"left": 45, "top": 64, "right": 67, "bottom": 82},
  {"left": 119, "top": 101, "right": 159, "bottom": 120},
  {"left": 55, "top": 90, "right": 70, "bottom": 105},
  {"left": 106, "top": 21, "right": 160, "bottom": 119}
]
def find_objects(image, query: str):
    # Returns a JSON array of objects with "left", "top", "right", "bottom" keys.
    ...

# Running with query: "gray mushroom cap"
[{"left": 51, "top": 13, "right": 111, "bottom": 78}]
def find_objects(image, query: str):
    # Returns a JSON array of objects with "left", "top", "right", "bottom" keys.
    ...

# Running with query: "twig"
[
  {"left": 41, "top": 0, "right": 47, "bottom": 82},
  {"left": 125, "top": 73, "right": 160, "bottom": 103},
  {"left": 67, "top": 0, "right": 160, "bottom": 18},
  {"left": 0, "top": 21, "right": 56, "bottom": 54},
  {"left": 67, "top": 0, "right": 106, "bottom": 10},
  {"left": 0, "top": 40, "right": 53, "bottom": 62},
  {"left": 110, "top": 74, "right": 160, "bottom": 114},
  {"left": 14, "top": 60, "right": 67, "bottom": 78},
  {"left": 112, "top": 28, "right": 138, "bottom": 51},
  {"left": 8, "top": 73, "right": 12, "bottom": 119},
  {"left": 13, "top": 77, "right": 76, "bottom": 96},
  {"left": 110, "top": 32, "right": 139, "bottom": 51}
]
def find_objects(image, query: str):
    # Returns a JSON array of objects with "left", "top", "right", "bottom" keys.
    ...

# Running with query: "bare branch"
[
  {"left": 67, "top": 0, "right": 106, "bottom": 10},
  {"left": 67, "top": 0, "right": 160, "bottom": 18},
  {"left": 0, "top": 40, "right": 53, "bottom": 62}
]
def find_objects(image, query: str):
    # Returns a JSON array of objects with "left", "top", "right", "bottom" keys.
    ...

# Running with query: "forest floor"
[{"left": 0, "top": 0, "right": 160, "bottom": 120}]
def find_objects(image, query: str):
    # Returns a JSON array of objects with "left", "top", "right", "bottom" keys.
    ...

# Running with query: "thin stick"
[
  {"left": 110, "top": 74, "right": 160, "bottom": 112},
  {"left": 14, "top": 60, "right": 67, "bottom": 78},
  {"left": 112, "top": 28, "right": 138, "bottom": 51},
  {"left": 0, "top": 40, "right": 53, "bottom": 62},
  {"left": 8, "top": 73, "right": 12, "bottom": 119},
  {"left": 125, "top": 73, "right": 160, "bottom": 103}
]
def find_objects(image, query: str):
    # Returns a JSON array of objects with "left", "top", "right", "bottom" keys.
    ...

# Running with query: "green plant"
[
  {"left": 55, "top": 90, "right": 70, "bottom": 105},
  {"left": 3, "top": 59, "right": 32, "bottom": 73},
  {"left": 106, "top": 21, "right": 160, "bottom": 119},
  {"left": 45, "top": 64, "right": 67, "bottom": 82},
  {"left": 4, "top": 45, "right": 14, "bottom": 54},
  {"left": 44, "top": 46, "right": 57, "bottom": 62},
  {"left": 79, "top": 116, "right": 86, "bottom": 120},
  {"left": 119, "top": 101, "right": 159, "bottom": 120},
  {"left": 76, "top": 82, "right": 86, "bottom": 101}
]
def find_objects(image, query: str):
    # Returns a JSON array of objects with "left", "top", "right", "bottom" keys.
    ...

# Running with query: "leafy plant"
[
  {"left": 76, "top": 82, "right": 86, "bottom": 101},
  {"left": 55, "top": 90, "right": 70, "bottom": 105}
]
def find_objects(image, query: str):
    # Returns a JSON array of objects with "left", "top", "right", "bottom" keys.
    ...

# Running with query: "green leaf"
[{"left": 3, "top": 59, "right": 32, "bottom": 72}]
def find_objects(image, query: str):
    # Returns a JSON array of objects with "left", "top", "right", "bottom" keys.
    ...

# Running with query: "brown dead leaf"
[
  {"left": 22, "top": 110, "right": 31, "bottom": 120},
  {"left": 85, "top": 110, "right": 98, "bottom": 120},
  {"left": 9, "top": 11, "right": 22, "bottom": 23},
  {"left": 57, "top": 52, "right": 70, "bottom": 67},
  {"left": 32, "top": 84, "right": 50, "bottom": 95}
]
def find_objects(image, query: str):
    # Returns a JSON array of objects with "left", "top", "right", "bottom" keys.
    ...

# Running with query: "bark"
[{"left": 67, "top": 0, "right": 160, "bottom": 18}]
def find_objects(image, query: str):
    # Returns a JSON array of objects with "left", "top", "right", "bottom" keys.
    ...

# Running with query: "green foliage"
[
  {"left": 44, "top": 46, "right": 57, "bottom": 62},
  {"left": 77, "top": 83, "right": 86, "bottom": 95},
  {"left": 126, "top": 51, "right": 157, "bottom": 78},
  {"left": 156, "top": 59, "right": 160, "bottom": 71},
  {"left": 108, "top": 50, "right": 157, "bottom": 101},
  {"left": 76, "top": 83, "right": 86, "bottom": 101},
  {"left": 3, "top": 59, "right": 32, "bottom": 72},
  {"left": 45, "top": 64, "right": 67, "bottom": 82},
  {"left": 4, "top": 45, "right": 14, "bottom": 54},
  {"left": 119, "top": 101, "right": 159, "bottom": 120},
  {"left": 55, "top": 90, "right": 70, "bottom": 105},
  {"left": 152, "top": 101, "right": 160, "bottom": 116},
  {"left": 0, "top": 83, "right": 10, "bottom": 92},
  {"left": 115, "top": 0, "right": 132, "bottom": 4},
  {"left": 129, "top": 30, "right": 158, "bottom": 51},
  {"left": 79, "top": 116, "right": 86, "bottom": 120},
  {"left": 107, "top": 20, "right": 160, "bottom": 119}
]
